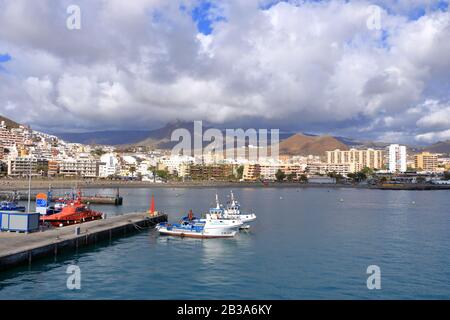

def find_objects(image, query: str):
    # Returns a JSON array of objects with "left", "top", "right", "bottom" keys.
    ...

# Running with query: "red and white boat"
[{"left": 40, "top": 192, "right": 103, "bottom": 227}]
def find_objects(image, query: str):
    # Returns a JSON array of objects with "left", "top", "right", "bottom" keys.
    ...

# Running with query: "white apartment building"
[
  {"left": 388, "top": 144, "right": 407, "bottom": 173},
  {"left": 159, "top": 155, "right": 195, "bottom": 175},
  {"left": 59, "top": 154, "right": 99, "bottom": 177},
  {"left": 326, "top": 148, "right": 385, "bottom": 170},
  {"left": 7, "top": 156, "right": 48, "bottom": 176},
  {"left": 99, "top": 153, "right": 120, "bottom": 178},
  {"left": 307, "top": 162, "right": 357, "bottom": 176}
]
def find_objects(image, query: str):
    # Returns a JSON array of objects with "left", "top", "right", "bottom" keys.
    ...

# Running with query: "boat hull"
[
  {"left": 233, "top": 214, "right": 256, "bottom": 223},
  {"left": 156, "top": 224, "right": 237, "bottom": 238},
  {"left": 42, "top": 215, "right": 103, "bottom": 227},
  {"left": 157, "top": 228, "right": 237, "bottom": 238}
]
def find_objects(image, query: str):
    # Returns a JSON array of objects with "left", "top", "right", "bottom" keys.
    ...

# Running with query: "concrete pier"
[
  {"left": 0, "top": 212, "right": 167, "bottom": 272},
  {"left": 0, "top": 192, "right": 123, "bottom": 205}
]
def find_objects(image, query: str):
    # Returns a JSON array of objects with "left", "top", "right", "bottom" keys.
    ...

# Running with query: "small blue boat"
[{"left": 0, "top": 201, "right": 26, "bottom": 212}]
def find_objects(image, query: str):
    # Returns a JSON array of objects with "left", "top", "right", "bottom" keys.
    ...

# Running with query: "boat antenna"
[
  {"left": 230, "top": 190, "right": 234, "bottom": 202},
  {"left": 215, "top": 193, "right": 220, "bottom": 209}
]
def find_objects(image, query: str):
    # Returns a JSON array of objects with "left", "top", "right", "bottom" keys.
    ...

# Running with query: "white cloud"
[
  {"left": 0, "top": 0, "right": 449, "bottom": 143},
  {"left": 416, "top": 129, "right": 450, "bottom": 143}
]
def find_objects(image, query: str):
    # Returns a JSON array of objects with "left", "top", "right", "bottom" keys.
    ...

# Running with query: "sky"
[{"left": 0, "top": 0, "right": 449, "bottom": 144}]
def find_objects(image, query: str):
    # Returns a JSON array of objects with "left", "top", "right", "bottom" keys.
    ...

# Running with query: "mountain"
[
  {"left": 55, "top": 121, "right": 201, "bottom": 147},
  {"left": 55, "top": 122, "right": 357, "bottom": 154},
  {"left": 56, "top": 130, "right": 152, "bottom": 145},
  {"left": 134, "top": 121, "right": 201, "bottom": 149},
  {"left": 423, "top": 140, "right": 450, "bottom": 154},
  {"left": 0, "top": 115, "right": 20, "bottom": 128},
  {"left": 277, "top": 134, "right": 349, "bottom": 156}
]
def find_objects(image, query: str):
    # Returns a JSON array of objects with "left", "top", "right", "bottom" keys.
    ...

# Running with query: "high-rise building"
[
  {"left": 415, "top": 152, "right": 438, "bottom": 172},
  {"left": 388, "top": 144, "right": 407, "bottom": 173},
  {"left": 326, "top": 148, "right": 385, "bottom": 170}
]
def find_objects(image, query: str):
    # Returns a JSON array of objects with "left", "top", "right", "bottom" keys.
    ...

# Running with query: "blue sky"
[
  {"left": 190, "top": 1, "right": 226, "bottom": 35},
  {"left": 0, "top": 53, "right": 12, "bottom": 63}
]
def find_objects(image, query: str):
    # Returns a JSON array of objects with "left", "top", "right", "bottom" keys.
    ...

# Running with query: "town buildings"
[
  {"left": 189, "top": 164, "right": 234, "bottom": 180},
  {"left": 1, "top": 119, "right": 448, "bottom": 182},
  {"left": 326, "top": 148, "right": 385, "bottom": 170},
  {"left": 306, "top": 162, "right": 358, "bottom": 176},
  {"left": 99, "top": 153, "right": 120, "bottom": 178},
  {"left": 388, "top": 144, "right": 407, "bottom": 173},
  {"left": 414, "top": 152, "right": 438, "bottom": 173},
  {"left": 242, "top": 162, "right": 306, "bottom": 181},
  {"left": 7, "top": 157, "right": 48, "bottom": 177}
]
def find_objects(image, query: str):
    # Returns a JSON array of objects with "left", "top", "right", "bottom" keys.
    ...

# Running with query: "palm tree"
[
  {"left": 129, "top": 166, "right": 136, "bottom": 178},
  {"left": 148, "top": 166, "right": 157, "bottom": 182}
]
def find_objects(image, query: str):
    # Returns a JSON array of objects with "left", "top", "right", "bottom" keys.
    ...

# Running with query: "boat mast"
[{"left": 215, "top": 194, "right": 220, "bottom": 209}]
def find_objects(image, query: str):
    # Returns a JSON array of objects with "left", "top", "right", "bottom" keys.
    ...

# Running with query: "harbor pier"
[
  {"left": 0, "top": 192, "right": 123, "bottom": 205},
  {"left": 0, "top": 212, "right": 167, "bottom": 272}
]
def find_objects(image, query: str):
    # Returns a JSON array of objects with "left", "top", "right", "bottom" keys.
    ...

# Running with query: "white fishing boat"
[
  {"left": 223, "top": 191, "right": 257, "bottom": 223},
  {"left": 189, "top": 193, "right": 255, "bottom": 230},
  {"left": 156, "top": 207, "right": 242, "bottom": 239}
]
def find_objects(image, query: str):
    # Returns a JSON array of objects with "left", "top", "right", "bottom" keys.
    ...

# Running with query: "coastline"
[{"left": 1, "top": 178, "right": 449, "bottom": 191}]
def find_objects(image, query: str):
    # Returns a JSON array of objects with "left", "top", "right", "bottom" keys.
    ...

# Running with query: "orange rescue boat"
[{"left": 40, "top": 192, "right": 103, "bottom": 227}]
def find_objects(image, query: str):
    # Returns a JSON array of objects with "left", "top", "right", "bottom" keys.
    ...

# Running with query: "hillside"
[
  {"left": 55, "top": 121, "right": 200, "bottom": 147},
  {"left": 0, "top": 115, "right": 20, "bottom": 128},
  {"left": 423, "top": 140, "right": 450, "bottom": 154},
  {"left": 57, "top": 130, "right": 152, "bottom": 145},
  {"left": 277, "top": 134, "right": 349, "bottom": 156}
]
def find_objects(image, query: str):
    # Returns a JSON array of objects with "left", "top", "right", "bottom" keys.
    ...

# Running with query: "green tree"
[
  {"left": 347, "top": 171, "right": 367, "bottom": 183},
  {"left": 379, "top": 176, "right": 388, "bottom": 184},
  {"left": 355, "top": 171, "right": 367, "bottom": 182},
  {"left": 0, "top": 162, "right": 7, "bottom": 176},
  {"left": 275, "top": 169, "right": 286, "bottom": 182},
  {"left": 361, "top": 167, "right": 374, "bottom": 177},
  {"left": 327, "top": 171, "right": 337, "bottom": 183},
  {"left": 335, "top": 174, "right": 345, "bottom": 183},
  {"left": 156, "top": 169, "right": 169, "bottom": 181},
  {"left": 327, "top": 171, "right": 344, "bottom": 183},
  {"left": 148, "top": 166, "right": 157, "bottom": 182},
  {"left": 129, "top": 166, "right": 136, "bottom": 177},
  {"left": 286, "top": 173, "right": 296, "bottom": 182},
  {"left": 91, "top": 149, "right": 106, "bottom": 157},
  {"left": 36, "top": 163, "right": 48, "bottom": 176},
  {"left": 299, "top": 174, "right": 308, "bottom": 184},
  {"left": 236, "top": 165, "right": 244, "bottom": 180},
  {"left": 416, "top": 176, "right": 426, "bottom": 184},
  {"left": 444, "top": 171, "right": 450, "bottom": 180}
]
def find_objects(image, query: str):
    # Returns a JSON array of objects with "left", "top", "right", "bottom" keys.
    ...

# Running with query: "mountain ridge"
[
  {"left": 277, "top": 133, "right": 349, "bottom": 156},
  {"left": 423, "top": 140, "right": 450, "bottom": 154},
  {"left": 4, "top": 113, "right": 450, "bottom": 155},
  {"left": 0, "top": 115, "right": 20, "bottom": 128}
]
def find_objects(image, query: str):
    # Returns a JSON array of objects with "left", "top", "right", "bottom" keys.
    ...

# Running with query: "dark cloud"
[{"left": 0, "top": 0, "right": 449, "bottom": 144}]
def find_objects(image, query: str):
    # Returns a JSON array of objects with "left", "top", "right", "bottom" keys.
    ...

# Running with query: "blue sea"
[{"left": 1, "top": 187, "right": 450, "bottom": 299}]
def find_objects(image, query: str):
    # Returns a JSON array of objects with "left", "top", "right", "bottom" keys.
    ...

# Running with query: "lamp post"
[{"left": 27, "top": 157, "right": 32, "bottom": 213}]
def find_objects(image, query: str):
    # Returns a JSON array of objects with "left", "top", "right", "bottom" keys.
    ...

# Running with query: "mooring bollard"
[{"left": 75, "top": 226, "right": 80, "bottom": 236}]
